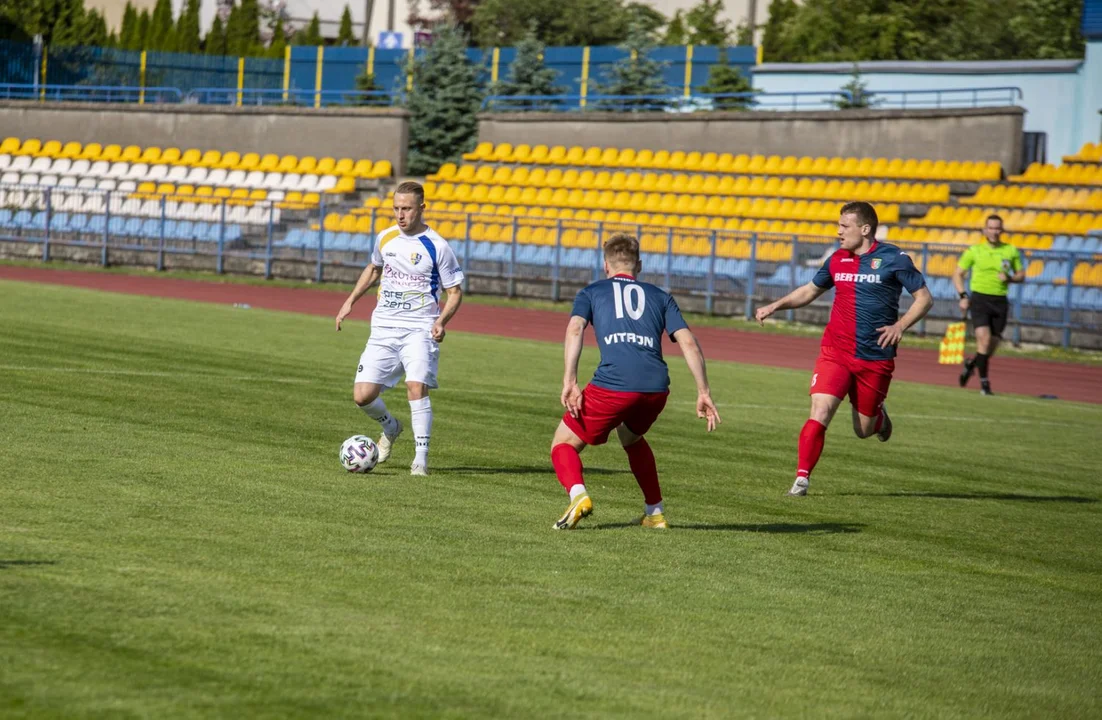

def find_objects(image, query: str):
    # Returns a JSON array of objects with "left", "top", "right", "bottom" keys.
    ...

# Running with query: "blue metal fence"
[{"left": 0, "top": 185, "right": 1096, "bottom": 345}]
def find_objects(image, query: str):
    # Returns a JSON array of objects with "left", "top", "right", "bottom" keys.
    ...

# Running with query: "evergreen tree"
[
  {"left": 337, "top": 4, "right": 355, "bottom": 45},
  {"left": 267, "top": 15, "right": 286, "bottom": 58},
  {"left": 176, "top": 0, "right": 202, "bottom": 53},
  {"left": 699, "top": 48, "right": 754, "bottom": 108},
  {"left": 81, "top": 7, "right": 109, "bottom": 47},
  {"left": 594, "top": 21, "right": 669, "bottom": 111},
  {"left": 148, "top": 0, "right": 176, "bottom": 51},
  {"left": 663, "top": 11, "right": 687, "bottom": 45},
  {"left": 472, "top": 0, "right": 631, "bottom": 48},
  {"left": 137, "top": 9, "right": 151, "bottom": 49},
  {"left": 292, "top": 12, "right": 322, "bottom": 45},
  {"left": 490, "top": 23, "right": 561, "bottom": 109},
  {"left": 404, "top": 22, "right": 483, "bottom": 176},
  {"left": 354, "top": 64, "right": 383, "bottom": 105},
  {"left": 624, "top": 2, "right": 666, "bottom": 41},
  {"left": 833, "top": 64, "right": 875, "bottom": 109},
  {"left": 119, "top": 2, "right": 140, "bottom": 50},
  {"left": 50, "top": 0, "right": 85, "bottom": 48},
  {"left": 761, "top": 0, "right": 797, "bottom": 61},
  {"left": 226, "top": 0, "right": 259, "bottom": 55},
  {"left": 204, "top": 14, "right": 226, "bottom": 55}
]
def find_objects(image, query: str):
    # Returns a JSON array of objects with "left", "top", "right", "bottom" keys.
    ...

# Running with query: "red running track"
[{"left": 3, "top": 265, "right": 1100, "bottom": 404}]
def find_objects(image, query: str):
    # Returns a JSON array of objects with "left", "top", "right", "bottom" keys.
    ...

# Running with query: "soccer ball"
[{"left": 340, "top": 435, "right": 379, "bottom": 473}]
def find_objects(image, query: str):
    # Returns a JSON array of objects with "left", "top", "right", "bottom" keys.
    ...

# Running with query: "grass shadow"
[
  {"left": 581, "top": 522, "right": 864, "bottom": 534},
  {"left": 0, "top": 560, "right": 57, "bottom": 570},
  {"left": 841, "top": 492, "right": 1096, "bottom": 503}
]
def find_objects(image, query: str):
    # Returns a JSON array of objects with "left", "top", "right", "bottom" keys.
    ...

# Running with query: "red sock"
[
  {"left": 551, "top": 443, "right": 585, "bottom": 494},
  {"left": 797, "top": 419, "right": 826, "bottom": 478},
  {"left": 624, "top": 437, "right": 662, "bottom": 505}
]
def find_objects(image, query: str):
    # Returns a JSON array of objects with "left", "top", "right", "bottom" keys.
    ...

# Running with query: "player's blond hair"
[
  {"left": 604, "top": 233, "right": 640, "bottom": 270},
  {"left": 394, "top": 181, "right": 425, "bottom": 204}
]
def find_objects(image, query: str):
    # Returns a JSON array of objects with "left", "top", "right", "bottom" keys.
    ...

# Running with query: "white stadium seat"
[
  {"left": 82, "top": 195, "right": 105, "bottom": 214},
  {"left": 146, "top": 164, "right": 168, "bottom": 182},
  {"left": 39, "top": 175, "right": 58, "bottom": 187},
  {"left": 185, "top": 167, "right": 208, "bottom": 184},
  {"left": 69, "top": 159, "right": 91, "bottom": 177},
  {"left": 267, "top": 189, "right": 285, "bottom": 202},
  {"left": 116, "top": 180, "right": 137, "bottom": 193},
  {"left": 260, "top": 172, "right": 281, "bottom": 190},
  {"left": 243, "top": 170, "right": 265, "bottom": 189},
  {"left": 225, "top": 170, "right": 247, "bottom": 187},
  {"left": 106, "top": 162, "right": 129, "bottom": 179},
  {"left": 77, "top": 177, "right": 97, "bottom": 190},
  {"left": 9, "top": 155, "right": 31, "bottom": 172},
  {"left": 29, "top": 157, "right": 52, "bottom": 173},
  {"left": 58, "top": 176, "right": 77, "bottom": 187},
  {"left": 315, "top": 175, "right": 337, "bottom": 192},
  {"left": 125, "top": 163, "right": 149, "bottom": 181},
  {"left": 96, "top": 179, "right": 117, "bottom": 191},
  {"left": 86, "top": 161, "right": 109, "bottom": 178},
  {"left": 1, "top": 171, "right": 19, "bottom": 184},
  {"left": 206, "top": 168, "right": 228, "bottom": 186},
  {"left": 20, "top": 173, "right": 40, "bottom": 186},
  {"left": 278, "top": 172, "right": 301, "bottom": 191},
  {"left": 0, "top": 153, "right": 11, "bottom": 170},
  {"left": 166, "top": 165, "right": 188, "bottom": 183},
  {"left": 50, "top": 158, "right": 72, "bottom": 176},
  {"left": 296, "top": 174, "right": 320, "bottom": 192}
]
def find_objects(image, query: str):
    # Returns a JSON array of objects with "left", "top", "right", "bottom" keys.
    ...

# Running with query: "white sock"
[
  {"left": 645, "top": 501, "right": 664, "bottom": 516},
  {"left": 569, "top": 485, "right": 588, "bottom": 501},
  {"left": 358, "top": 398, "right": 398, "bottom": 435},
  {"left": 409, "top": 397, "right": 432, "bottom": 465}
]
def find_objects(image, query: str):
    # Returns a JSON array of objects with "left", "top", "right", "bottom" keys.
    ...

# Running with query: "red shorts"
[
  {"left": 810, "top": 346, "right": 894, "bottom": 417},
  {"left": 562, "top": 384, "right": 669, "bottom": 446}
]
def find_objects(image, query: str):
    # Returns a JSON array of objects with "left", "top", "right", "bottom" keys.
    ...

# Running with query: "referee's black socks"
[{"left": 975, "top": 353, "right": 990, "bottom": 380}]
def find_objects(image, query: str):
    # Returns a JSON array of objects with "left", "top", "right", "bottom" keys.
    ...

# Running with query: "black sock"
[
  {"left": 965, "top": 356, "right": 976, "bottom": 370},
  {"left": 975, "top": 353, "right": 989, "bottom": 380}
]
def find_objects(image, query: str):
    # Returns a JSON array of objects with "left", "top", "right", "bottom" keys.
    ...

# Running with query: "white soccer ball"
[{"left": 340, "top": 435, "right": 379, "bottom": 473}]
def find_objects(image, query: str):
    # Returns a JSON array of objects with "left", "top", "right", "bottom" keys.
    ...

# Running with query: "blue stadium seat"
[
  {"left": 69, "top": 214, "right": 88, "bottom": 232},
  {"left": 0, "top": 209, "right": 12, "bottom": 228},
  {"left": 49, "top": 212, "right": 69, "bottom": 231},
  {"left": 1051, "top": 235, "right": 1069, "bottom": 251},
  {"left": 30, "top": 212, "right": 47, "bottom": 230},
  {"left": 1068, "top": 236, "right": 1085, "bottom": 252},
  {"left": 140, "top": 219, "right": 159, "bottom": 238},
  {"left": 330, "top": 232, "right": 352, "bottom": 251},
  {"left": 350, "top": 233, "right": 372, "bottom": 251},
  {"left": 1083, "top": 237, "right": 1100, "bottom": 253},
  {"left": 225, "top": 224, "right": 243, "bottom": 243},
  {"left": 87, "top": 215, "right": 106, "bottom": 234},
  {"left": 1022, "top": 283, "right": 1039, "bottom": 305}
]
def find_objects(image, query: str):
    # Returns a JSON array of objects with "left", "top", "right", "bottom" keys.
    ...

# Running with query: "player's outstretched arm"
[
  {"left": 431, "top": 285, "right": 464, "bottom": 342},
  {"left": 561, "top": 316, "right": 587, "bottom": 418},
  {"left": 877, "top": 286, "right": 934, "bottom": 348},
  {"left": 755, "top": 282, "right": 828, "bottom": 325},
  {"left": 672, "top": 329, "right": 721, "bottom": 432},
  {"left": 336, "top": 263, "right": 381, "bottom": 331}
]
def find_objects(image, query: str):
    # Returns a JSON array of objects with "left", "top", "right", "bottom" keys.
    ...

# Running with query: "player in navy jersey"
[
  {"left": 550, "top": 234, "right": 721, "bottom": 530},
  {"left": 756, "top": 202, "right": 933, "bottom": 496}
]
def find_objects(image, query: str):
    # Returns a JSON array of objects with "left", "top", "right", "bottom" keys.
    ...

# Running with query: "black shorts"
[{"left": 970, "top": 292, "right": 1009, "bottom": 337}]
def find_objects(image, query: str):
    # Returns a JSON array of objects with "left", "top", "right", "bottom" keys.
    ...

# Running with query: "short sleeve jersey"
[
  {"left": 571, "top": 274, "right": 689, "bottom": 393},
  {"left": 957, "top": 242, "right": 1023, "bottom": 297},
  {"left": 812, "top": 241, "right": 927, "bottom": 361},
  {"left": 370, "top": 225, "right": 464, "bottom": 330}
]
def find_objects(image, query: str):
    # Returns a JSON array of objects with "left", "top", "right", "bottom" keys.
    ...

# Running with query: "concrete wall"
[
  {"left": 0, "top": 102, "right": 410, "bottom": 174},
  {"left": 478, "top": 107, "right": 1025, "bottom": 170},
  {"left": 754, "top": 58, "right": 1094, "bottom": 162}
]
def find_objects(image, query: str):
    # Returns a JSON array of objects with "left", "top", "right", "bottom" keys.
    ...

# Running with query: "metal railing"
[
  {"left": 1, "top": 188, "right": 1096, "bottom": 345},
  {"left": 185, "top": 87, "right": 401, "bottom": 107},
  {"left": 0, "top": 83, "right": 183, "bottom": 104},
  {"left": 866, "top": 86, "right": 1024, "bottom": 110},
  {"left": 481, "top": 91, "right": 852, "bottom": 113}
]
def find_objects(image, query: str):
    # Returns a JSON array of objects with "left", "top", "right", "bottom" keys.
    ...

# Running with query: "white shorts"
[{"left": 354, "top": 326, "right": 440, "bottom": 389}]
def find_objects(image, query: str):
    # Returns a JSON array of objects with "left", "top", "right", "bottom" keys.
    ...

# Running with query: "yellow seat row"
[
  {"left": 962, "top": 185, "right": 1102, "bottom": 211},
  {"left": 375, "top": 184, "right": 901, "bottom": 223},
  {"left": 1008, "top": 163, "right": 1102, "bottom": 186},
  {"left": 428, "top": 163, "right": 950, "bottom": 204},
  {"left": 912, "top": 206, "right": 1100, "bottom": 235},
  {"left": 0, "top": 137, "right": 391, "bottom": 179},
  {"left": 1072, "top": 262, "right": 1102, "bottom": 286},
  {"left": 461, "top": 142, "right": 1002, "bottom": 181},
  {"left": 887, "top": 226, "right": 1053, "bottom": 248},
  {"left": 1063, "top": 142, "right": 1102, "bottom": 164},
  {"left": 133, "top": 182, "right": 269, "bottom": 201}
]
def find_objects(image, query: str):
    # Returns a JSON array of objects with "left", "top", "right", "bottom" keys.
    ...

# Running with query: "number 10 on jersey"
[{"left": 613, "top": 282, "right": 645, "bottom": 320}]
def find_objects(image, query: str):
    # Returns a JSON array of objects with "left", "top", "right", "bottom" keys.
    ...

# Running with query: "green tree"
[
  {"left": 663, "top": 0, "right": 730, "bottom": 46},
  {"left": 833, "top": 64, "right": 875, "bottom": 109},
  {"left": 1009, "top": 0, "right": 1084, "bottom": 59},
  {"left": 353, "top": 64, "right": 384, "bottom": 105},
  {"left": 49, "top": 0, "right": 85, "bottom": 47},
  {"left": 663, "top": 11, "right": 687, "bottom": 45},
  {"left": 489, "top": 23, "right": 561, "bottom": 109},
  {"left": 408, "top": 0, "right": 483, "bottom": 38},
  {"left": 404, "top": 22, "right": 483, "bottom": 175},
  {"left": 81, "top": 7, "right": 108, "bottom": 46},
  {"left": 472, "top": 0, "right": 631, "bottom": 48},
  {"left": 225, "top": 0, "right": 260, "bottom": 55},
  {"left": 204, "top": 14, "right": 226, "bottom": 55},
  {"left": 292, "top": 11, "right": 322, "bottom": 45},
  {"left": 624, "top": 2, "right": 666, "bottom": 41},
  {"left": 119, "top": 1, "right": 140, "bottom": 50},
  {"left": 267, "top": 14, "right": 287, "bottom": 58},
  {"left": 176, "top": 0, "right": 202, "bottom": 53},
  {"left": 594, "top": 21, "right": 669, "bottom": 111},
  {"left": 137, "top": 8, "right": 151, "bottom": 49},
  {"left": 761, "top": 0, "right": 797, "bottom": 61},
  {"left": 148, "top": 0, "right": 176, "bottom": 51},
  {"left": 699, "top": 48, "right": 755, "bottom": 108},
  {"left": 337, "top": 4, "right": 355, "bottom": 44}
]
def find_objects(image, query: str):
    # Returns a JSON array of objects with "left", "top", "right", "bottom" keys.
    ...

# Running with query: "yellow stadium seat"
[
  {"left": 255, "top": 154, "right": 279, "bottom": 172},
  {"left": 57, "top": 141, "right": 82, "bottom": 159},
  {"left": 564, "top": 146, "right": 585, "bottom": 165},
  {"left": 37, "top": 140, "right": 62, "bottom": 157},
  {"left": 17, "top": 138, "right": 42, "bottom": 156},
  {"left": 76, "top": 142, "right": 103, "bottom": 160},
  {"left": 371, "top": 160, "right": 392, "bottom": 178},
  {"left": 463, "top": 142, "right": 492, "bottom": 162},
  {"left": 530, "top": 144, "right": 549, "bottom": 163},
  {"left": 546, "top": 145, "right": 567, "bottom": 164},
  {"left": 0, "top": 137, "right": 20, "bottom": 154}
]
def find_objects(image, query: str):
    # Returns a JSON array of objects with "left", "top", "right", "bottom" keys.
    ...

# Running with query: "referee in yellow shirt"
[{"left": 952, "top": 214, "right": 1025, "bottom": 395}]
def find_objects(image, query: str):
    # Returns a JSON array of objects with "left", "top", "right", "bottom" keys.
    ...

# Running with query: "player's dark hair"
[
  {"left": 394, "top": 181, "right": 425, "bottom": 204},
  {"left": 604, "top": 233, "right": 640, "bottom": 268},
  {"left": 985, "top": 214, "right": 1004, "bottom": 226},
  {"left": 840, "top": 201, "right": 878, "bottom": 238}
]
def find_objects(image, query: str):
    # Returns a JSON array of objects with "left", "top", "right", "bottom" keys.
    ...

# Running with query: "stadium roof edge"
[{"left": 755, "top": 60, "right": 1083, "bottom": 74}]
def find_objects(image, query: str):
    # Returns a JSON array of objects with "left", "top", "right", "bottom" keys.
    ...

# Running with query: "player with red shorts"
[
  {"left": 550, "top": 234, "right": 721, "bottom": 530},
  {"left": 756, "top": 202, "right": 933, "bottom": 496}
]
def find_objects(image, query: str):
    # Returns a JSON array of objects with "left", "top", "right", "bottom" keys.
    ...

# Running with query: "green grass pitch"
[{"left": 1, "top": 279, "right": 1100, "bottom": 718}]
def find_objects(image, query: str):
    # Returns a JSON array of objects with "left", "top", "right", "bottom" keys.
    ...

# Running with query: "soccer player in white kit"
[{"left": 335, "top": 182, "right": 465, "bottom": 475}]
